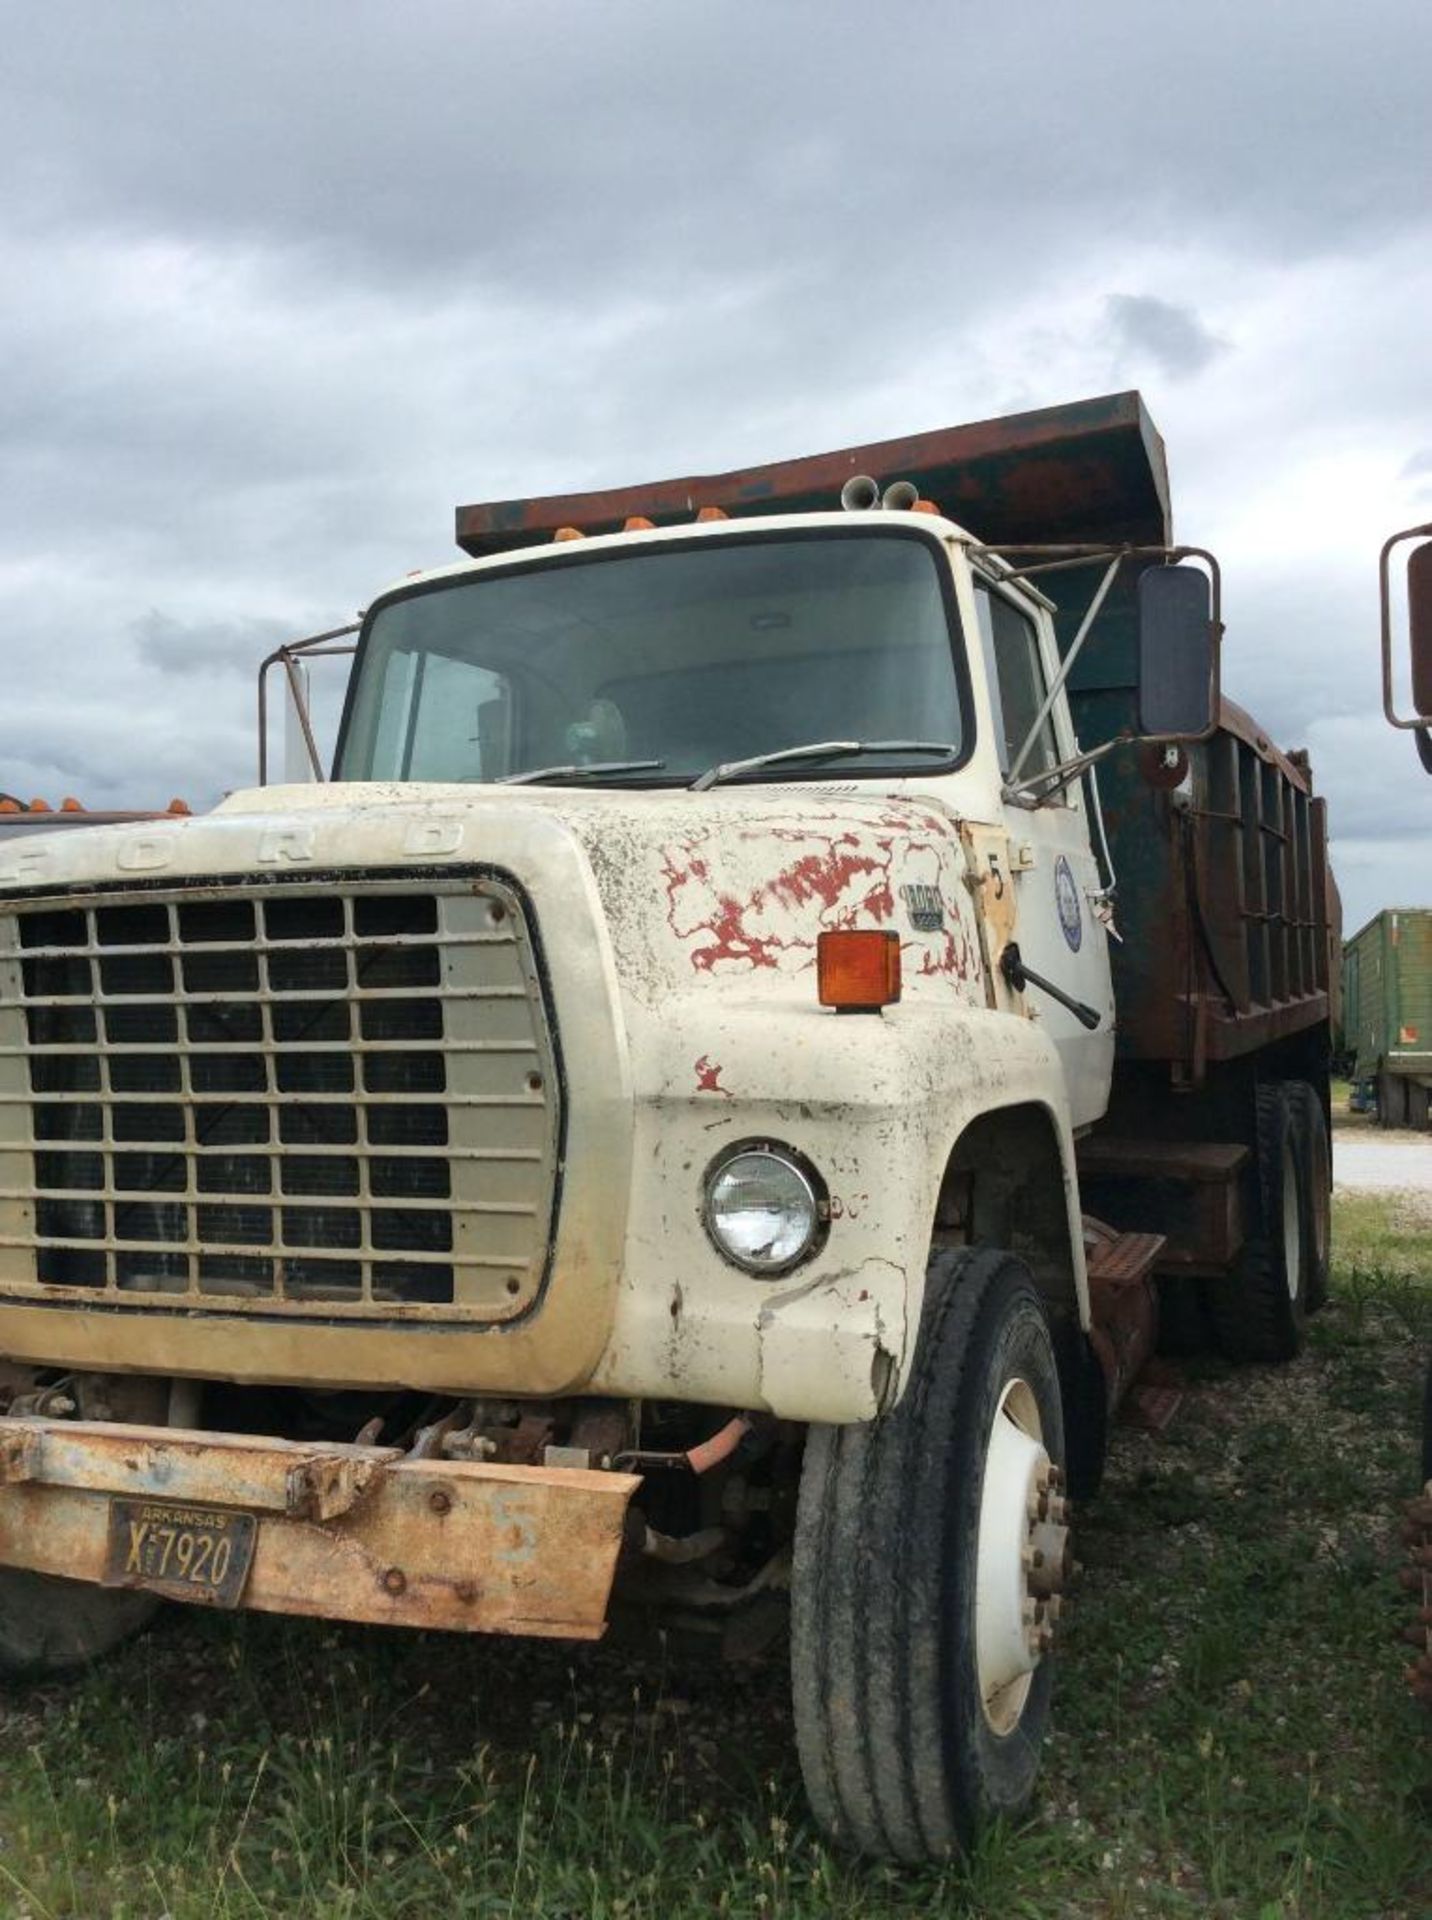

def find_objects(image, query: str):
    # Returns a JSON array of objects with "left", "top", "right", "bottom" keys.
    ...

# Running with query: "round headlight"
[{"left": 704, "top": 1146, "right": 823, "bottom": 1275}]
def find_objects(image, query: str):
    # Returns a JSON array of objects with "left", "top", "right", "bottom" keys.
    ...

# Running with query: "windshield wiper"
[
  {"left": 499, "top": 759, "right": 666, "bottom": 786},
  {"left": 690, "top": 740, "right": 957, "bottom": 792}
]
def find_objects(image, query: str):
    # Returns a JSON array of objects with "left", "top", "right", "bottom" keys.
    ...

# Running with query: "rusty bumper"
[{"left": 0, "top": 1418, "right": 639, "bottom": 1640}]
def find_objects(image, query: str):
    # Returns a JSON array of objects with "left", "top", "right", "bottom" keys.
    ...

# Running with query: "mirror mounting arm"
[
  {"left": 979, "top": 542, "right": 1224, "bottom": 768},
  {"left": 1005, "top": 551, "right": 1124, "bottom": 787},
  {"left": 256, "top": 623, "right": 361, "bottom": 785},
  {"left": 1002, "top": 733, "right": 1129, "bottom": 809}
]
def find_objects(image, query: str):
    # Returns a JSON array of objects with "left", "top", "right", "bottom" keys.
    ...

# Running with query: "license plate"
[{"left": 103, "top": 1498, "right": 257, "bottom": 1607}]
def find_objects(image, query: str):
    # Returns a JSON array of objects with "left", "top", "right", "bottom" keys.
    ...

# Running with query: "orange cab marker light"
[
  {"left": 553, "top": 526, "right": 586, "bottom": 542},
  {"left": 913, "top": 499, "right": 940, "bottom": 515},
  {"left": 167, "top": 798, "right": 192, "bottom": 815},
  {"left": 696, "top": 506, "right": 729, "bottom": 522},
  {"left": 60, "top": 796, "right": 84, "bottom": 812},
  {"left": 817, "top": 929, "right": 901, "bottom": 1011},
  {"left": 0, "top": 799, "right": 18, "bottom": 814},
  {"left": 623, "top": 516, "right": 655, "bottom": 531},
  {"left": 28, "top": 797, "right": 50, "bottom": 812}
]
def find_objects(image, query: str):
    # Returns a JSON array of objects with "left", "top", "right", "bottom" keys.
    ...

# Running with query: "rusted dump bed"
[
  {"left": 456, "top": 389, "right": 1170, "bottom": 555},
  {"left": 456, "top": 391, "right": 1336, "bottom": 1072}
]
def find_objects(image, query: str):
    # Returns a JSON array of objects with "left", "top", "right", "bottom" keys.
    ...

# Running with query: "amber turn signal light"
[{"left": 817, "top": 929, "right": 901, "bottom": 1011}]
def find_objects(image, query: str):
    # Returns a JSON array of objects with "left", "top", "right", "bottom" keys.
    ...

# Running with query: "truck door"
[{"left": 973, "top": 578, "right": 1115, "bottom": 1129}]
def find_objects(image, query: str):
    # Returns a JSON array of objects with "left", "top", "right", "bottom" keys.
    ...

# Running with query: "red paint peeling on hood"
[
  {"left": 664, "top": 827, "right": 901, "bottom": 973},
  {"left": 694, "top": 1055, "right": 730, "bottom": 1095},
  {"left": 577, "top": 791, "right": 980, "bottom": 996}
]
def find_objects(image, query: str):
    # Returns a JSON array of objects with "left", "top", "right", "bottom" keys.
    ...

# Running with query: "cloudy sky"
[{"left": 1, "top": 0, "right": 1429, "bottom": 932}]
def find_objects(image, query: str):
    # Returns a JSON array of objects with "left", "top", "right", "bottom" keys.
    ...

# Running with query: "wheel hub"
[{"left": 975, "top": 1379, "right": 1071, "bottom": 1734}]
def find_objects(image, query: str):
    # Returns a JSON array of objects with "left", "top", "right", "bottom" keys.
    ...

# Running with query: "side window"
[
  {"left": 373, "top": 651, "right": 512, "bottom": 781},
  {"left": 974, "top": 583, "right": 1059, "bottom": 777}
]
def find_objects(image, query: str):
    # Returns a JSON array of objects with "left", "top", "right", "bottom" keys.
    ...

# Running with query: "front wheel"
[{"left": 791, "top": 1247, "right": 1068, "bottom": 1861}]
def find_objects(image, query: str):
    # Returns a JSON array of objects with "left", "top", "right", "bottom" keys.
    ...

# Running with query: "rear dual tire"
[
  {"left": 1209, "top": 1079, "right": 1329, "bottom": 1362},
  {"left": 791, "top": 1247, "right": 1066, "bottom": 1860}
]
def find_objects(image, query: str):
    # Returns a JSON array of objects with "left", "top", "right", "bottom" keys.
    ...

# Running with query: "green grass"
[{"left": 0, "top": 1196, "right": 1428, "bottom": 1918}]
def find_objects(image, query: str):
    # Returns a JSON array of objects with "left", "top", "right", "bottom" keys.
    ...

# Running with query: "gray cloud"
[
  {"left": 1104, "top": 295, "right": 1227, "bottom": 379},
  {"left": 0, "top": 1, "right": 1429, "bottom": 932},
  {"left": 132, "top": 611, "right": 293, "bottom": 678},
  {"left": 0, "top": 0, "right": 1425, "bottom": 362}
]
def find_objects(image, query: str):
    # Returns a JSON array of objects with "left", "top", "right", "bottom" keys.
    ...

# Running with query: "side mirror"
[
  {"left": 1379, "top": 524, "right": 1432, "bottom": 775},
  {"left": 1136, "top": 564, "right": 1217, "bottom": 738},
  {"left": 1409, "top": 539, "right": 1432, "bottom": 719}
]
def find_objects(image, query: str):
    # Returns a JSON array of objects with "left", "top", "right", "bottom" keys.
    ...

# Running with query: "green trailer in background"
[{"left": 1343, "top": 907, "right": 1432, "bottom": 1128}]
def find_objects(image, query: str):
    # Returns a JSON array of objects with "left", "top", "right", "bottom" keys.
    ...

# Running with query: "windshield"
[{"left": 335, "top": 530, "right": 969, "bottom": 786}]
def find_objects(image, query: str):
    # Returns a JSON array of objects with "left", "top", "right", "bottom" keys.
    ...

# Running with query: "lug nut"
[
  {"left": 429, "top": 1490, "right": 452, "bottom": 1515},
  {"left": 381, "top": 1566, "right": 407, "bottom": 1596}
]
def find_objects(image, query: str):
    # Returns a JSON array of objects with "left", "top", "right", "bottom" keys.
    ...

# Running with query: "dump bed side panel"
[{"left": 1066, "top": 698, "right": 1336, "bottom": 1071}]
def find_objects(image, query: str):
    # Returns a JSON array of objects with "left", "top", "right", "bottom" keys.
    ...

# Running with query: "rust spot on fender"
[{"left": 694, "top": 1056, "right": 731, "bottom": 1096}]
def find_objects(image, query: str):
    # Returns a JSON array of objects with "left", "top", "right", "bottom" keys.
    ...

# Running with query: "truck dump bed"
[{"left": 455, "top": 392, "right": 1337, "bottom": 1078}]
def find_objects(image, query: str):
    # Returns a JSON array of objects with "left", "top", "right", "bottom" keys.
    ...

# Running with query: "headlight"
[{"left": 703, "top": 1145, "right": 825, "bottom": 1275}]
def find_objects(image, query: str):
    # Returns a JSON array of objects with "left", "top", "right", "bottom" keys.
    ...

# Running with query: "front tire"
[{"left": 791, "top": 1246, "right": 1067, "bottom": 1861}]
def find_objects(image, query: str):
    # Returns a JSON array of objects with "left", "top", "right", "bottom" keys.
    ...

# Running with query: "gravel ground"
[{"left": 1334, "top": 1134, "right": 1432, "bottom": 1196}]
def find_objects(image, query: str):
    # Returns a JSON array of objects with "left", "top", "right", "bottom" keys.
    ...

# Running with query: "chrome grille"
[{"left": 0, "top": 879, "right": 559, "bottom": 1320}]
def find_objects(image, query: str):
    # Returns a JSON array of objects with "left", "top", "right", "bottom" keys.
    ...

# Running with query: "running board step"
[
  {"left": 1084, "top": 1223, "right": 1166, "bottom": 1289},
  {"left": 1082, "top": 1219, "right": 1180, "bottom": 1428}
]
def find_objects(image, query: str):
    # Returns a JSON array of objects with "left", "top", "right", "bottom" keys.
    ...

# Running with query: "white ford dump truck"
[{"left": 0, "top": 394, "right": 1338, "bottom": 1859}]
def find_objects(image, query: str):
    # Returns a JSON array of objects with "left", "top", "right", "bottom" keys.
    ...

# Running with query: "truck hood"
[{"left": 0, "top": 780, "right": 986, "bottom": 1010}]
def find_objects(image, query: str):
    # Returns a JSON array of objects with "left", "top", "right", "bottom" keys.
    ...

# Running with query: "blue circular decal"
[{"left": 1054, "top": 855, "right": 1083, "bottom": 952}]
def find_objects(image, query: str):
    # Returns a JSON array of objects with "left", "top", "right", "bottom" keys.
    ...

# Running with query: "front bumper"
[{"left": 0, "top": 1417, "right": 639, "bottom": 1640}]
